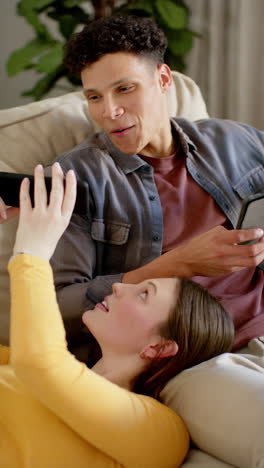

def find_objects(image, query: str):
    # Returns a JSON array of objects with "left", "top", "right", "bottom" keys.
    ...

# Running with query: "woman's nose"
[{"left": 112, "top": 282, "right": 123, "bottom": 296}]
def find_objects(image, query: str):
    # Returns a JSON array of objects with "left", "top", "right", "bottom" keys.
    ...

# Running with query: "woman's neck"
[{"left": 92, "top": 354, "right": 145, "bottom": 390}]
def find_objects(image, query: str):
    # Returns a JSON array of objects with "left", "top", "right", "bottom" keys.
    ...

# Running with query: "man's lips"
[{"left": 111, "top": 125, "right": 134, "bottom": 135}]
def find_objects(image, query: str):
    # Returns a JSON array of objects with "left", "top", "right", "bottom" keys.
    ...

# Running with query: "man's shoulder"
[
  {"left": 173, "top": 117, "right": 264, "bottom": 157},
  {"left": 49, "top": 131, "right": 113, "bottom": 170},
  {"left": 57, "top": 131, "right": 106, "bottom": 160},
  {"left": 174, "top": 116, "right": 262, "bottom": 141},
  {"left": 175, "top": 116, "right": 247, "bottom": 134}
]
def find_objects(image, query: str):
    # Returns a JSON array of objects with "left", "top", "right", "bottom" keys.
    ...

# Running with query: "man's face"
[{"left": 81, "top": 52, "right": 171, "bottom": 156}]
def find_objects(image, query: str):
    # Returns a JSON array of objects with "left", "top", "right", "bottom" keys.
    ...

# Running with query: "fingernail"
[
  {"left": 36, "top": 164, "right": 43, "bottom": 170},
  {"left": 54, "top": 162, "right": 60, "bottom": 168},
  {"left": 2, "top": 211, "right": 7, "bottom": 220},
  {"left": 257, "top": 229, "right": 264, "bottom": 236}
]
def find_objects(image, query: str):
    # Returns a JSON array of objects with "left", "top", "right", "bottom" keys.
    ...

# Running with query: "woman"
[{"left": 0, "top": 163, "right": 234, "bottom": 468}]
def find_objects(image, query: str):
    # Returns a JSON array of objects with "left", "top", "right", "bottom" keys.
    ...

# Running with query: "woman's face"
[{"left": 82, "top": 278, "right": 179, "bottom": 356}]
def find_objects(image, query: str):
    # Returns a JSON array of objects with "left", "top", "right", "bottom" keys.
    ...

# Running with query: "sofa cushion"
[
  {"left": 161, "top": 348, "right": 264, "bottom": 468},
  {"left": 182, "top": 449, "right": 235, "bottom": 468}
]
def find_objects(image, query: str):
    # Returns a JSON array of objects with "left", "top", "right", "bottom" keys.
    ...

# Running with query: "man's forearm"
[
  {"left": 122, "top": 248, "right": 190, "bottom": 284},
  {"left": 123, "top": 225, "right": 264, "bottom": 284}
]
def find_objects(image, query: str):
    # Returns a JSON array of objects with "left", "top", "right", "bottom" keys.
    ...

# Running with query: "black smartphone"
[
  {"left": 0, "top": 171, "right": 89, "bottom": 215},
  {"left": 236, "top": 193, "right": 264, "bottom": 244}
]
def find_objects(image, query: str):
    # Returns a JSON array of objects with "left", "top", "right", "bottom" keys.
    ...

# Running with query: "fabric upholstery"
[{"left": 162, "top": 339, "right": 264, "bottom": 468}]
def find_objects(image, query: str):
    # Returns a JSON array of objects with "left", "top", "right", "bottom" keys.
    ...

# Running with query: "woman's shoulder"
[{"left": 130, "top": 392, "right": 190, "bottom": 467}]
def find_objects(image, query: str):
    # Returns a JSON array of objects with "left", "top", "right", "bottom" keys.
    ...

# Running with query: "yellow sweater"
[{"left": 0, "top": 255, "right": 189, "bottom": 468}]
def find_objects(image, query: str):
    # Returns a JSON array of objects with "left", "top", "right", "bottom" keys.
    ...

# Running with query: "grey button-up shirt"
[{"left": 47, "top": 117, "right": 264, "bottom": 340}]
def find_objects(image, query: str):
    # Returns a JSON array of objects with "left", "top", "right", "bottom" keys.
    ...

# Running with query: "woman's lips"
[
  {"left": 95, "top": 298, "right": 109, "bottom": 312},
  {"left": 95, "top": 303, "right": 108, "bottom": 312}
]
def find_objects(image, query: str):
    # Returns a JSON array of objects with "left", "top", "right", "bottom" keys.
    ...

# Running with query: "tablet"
[
  {"left": 236, "top": 193, "right": 264, "bottom": 244},
  {"left": 0, "top": 171, "right": 89, "bottom": 215}
]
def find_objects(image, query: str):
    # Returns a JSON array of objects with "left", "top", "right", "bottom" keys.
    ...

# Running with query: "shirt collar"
[
  {"left": 99, "top": 117, "right": 196, "bottom": 173},
  {"left": 100, "top": 132, "right": 147, "bottom": 174},
  {"left": 170, "top": 118, "right": 197, "bottom": 153}
]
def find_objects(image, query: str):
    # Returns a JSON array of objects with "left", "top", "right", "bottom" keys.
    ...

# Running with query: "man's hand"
[
  {"left": 123, "top": 225, "right": 264, "bottom": 284},
  {"left": 13, "top": 163, "right": 76, "bottom": 261},
  {"left": 0, "top": 198, "right": 19, "bottom": 223},
  {"left": 173, "top": 225, "right": 264, "bottom": 277}
]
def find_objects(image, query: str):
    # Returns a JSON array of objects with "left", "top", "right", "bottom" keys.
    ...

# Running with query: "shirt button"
[
  {"left": 143, "top": 165, "right": 151, "bottom": 172},
  {"left": 149, "top": 195, "right": 156, "bottom": 201},
  {"left": 153, "top": 235, "right": 161, "bottom": 242}
]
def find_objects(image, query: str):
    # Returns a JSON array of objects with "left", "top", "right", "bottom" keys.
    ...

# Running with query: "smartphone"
[
  {"left": 0, "top": 171, "right": 89, "bottom": 215},
  {"left": 236, "top": 193, "right": 264, "bottom": 245}
]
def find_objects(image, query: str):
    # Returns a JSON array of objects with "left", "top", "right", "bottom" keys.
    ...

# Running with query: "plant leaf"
[
  {"left": 16, "top": 0, "right": 53, "bottom": 39},
  {"left": 125, "top": 1, "right": 154, "bottom": 15},
  {"left": 36, "top": 42, "right": 64, "bottom": 73},
  {"left": 33, "top": 0, "right": 55, "bottom": 9},
  {"left": 58, "top": 14, "right": 79, "bottom": 39},
  {"left": 47, "top": 6, "right": 89, "bottom": 25},
  {"left": 155, "top": 0, "right": 187, "bottom": 30},
  {"left": 165, "top": 50, "right": 185, "bottom": 71},
  {"left": 21, "top": 67, "right": 64, "bottom": 100},
  {"left": 6, "top": 38, "right": 51, "bottom": 76},
  {"left": 64, "top": 0, "right": 87, "bottom": 7},
  {"left": 18, "top": 0, "right": 54, "bottom": 9},
  {"left": 167, "top": 29, "right": 193, "bottom": 56}
]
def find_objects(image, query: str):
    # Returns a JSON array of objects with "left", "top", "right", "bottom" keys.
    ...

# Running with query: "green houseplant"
[{"left": 6, "top": 0, "right": 197, "bottom": 100}]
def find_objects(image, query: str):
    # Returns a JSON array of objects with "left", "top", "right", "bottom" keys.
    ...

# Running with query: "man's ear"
[
  {"left": 157, "top": 63, "right": 172, "bottom": 93},
  {"left": 140, "top": 340, "right": 178, "bottom": 360}
]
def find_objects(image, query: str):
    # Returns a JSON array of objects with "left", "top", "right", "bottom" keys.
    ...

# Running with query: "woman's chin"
[{"left": 82, "top": 309, "right": 92, "bottom": 327}]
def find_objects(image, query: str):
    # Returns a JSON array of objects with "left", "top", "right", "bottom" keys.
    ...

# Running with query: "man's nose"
[{"left": 102, "top": 98, "right": 124, "bottom": 119}]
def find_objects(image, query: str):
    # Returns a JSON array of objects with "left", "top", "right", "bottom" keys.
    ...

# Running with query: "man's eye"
[
  {"left": 87, "top": 95, "right": 100, "bottom": 101},
  {"left": 119, "top": 85, "right": 134, "bottom": 92},
  {"left": 139, "top": 290, "right": 148, "bottom": 301}
]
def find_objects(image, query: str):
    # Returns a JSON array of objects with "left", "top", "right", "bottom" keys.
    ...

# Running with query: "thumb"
[{"left": 0, "top": 206, "right": 20, "bottom": 224}]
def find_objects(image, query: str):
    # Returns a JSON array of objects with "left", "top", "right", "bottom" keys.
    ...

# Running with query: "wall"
[{"left": 185, "top": 0, "right": 264, "bottom": 128}]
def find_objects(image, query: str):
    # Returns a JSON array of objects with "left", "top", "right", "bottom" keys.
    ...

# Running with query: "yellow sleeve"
[
  {"left": 0, "top": 345, "right": 10, "bottom": 365},
  {"left": 8, "top": 255, "right": 189, "bottom": 468}
]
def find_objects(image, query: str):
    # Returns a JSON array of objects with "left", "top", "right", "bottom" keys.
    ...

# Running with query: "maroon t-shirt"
[{"left": 140, "top": 148, "right": 264, "bottom": 350}]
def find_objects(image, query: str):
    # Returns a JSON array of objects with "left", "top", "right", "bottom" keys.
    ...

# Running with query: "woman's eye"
[{"left": 139, "top": 291, "right": 148, "bottom": 301}]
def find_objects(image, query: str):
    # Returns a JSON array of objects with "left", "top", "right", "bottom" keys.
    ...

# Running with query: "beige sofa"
[{"left": 0, "top": 72, "right": 236, "bottom": 468}]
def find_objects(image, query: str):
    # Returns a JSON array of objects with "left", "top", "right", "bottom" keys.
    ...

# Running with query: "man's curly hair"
[{"left": 64, "top": 15, "right": 168, "bottom": 75}]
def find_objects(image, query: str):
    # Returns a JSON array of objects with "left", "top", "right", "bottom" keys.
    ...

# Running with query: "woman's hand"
[{"left": 13, "top": 163, "right": 76, "bottom": 261}]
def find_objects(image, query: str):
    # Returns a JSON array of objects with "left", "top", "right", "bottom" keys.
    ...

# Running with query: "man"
[{"left": 47, "top": 15, "right": 264, "bottom": 356}]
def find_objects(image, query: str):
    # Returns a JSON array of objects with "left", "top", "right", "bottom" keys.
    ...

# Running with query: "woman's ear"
[{"left": 140, "top": 340, "right": 178, "bottom": 360}]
